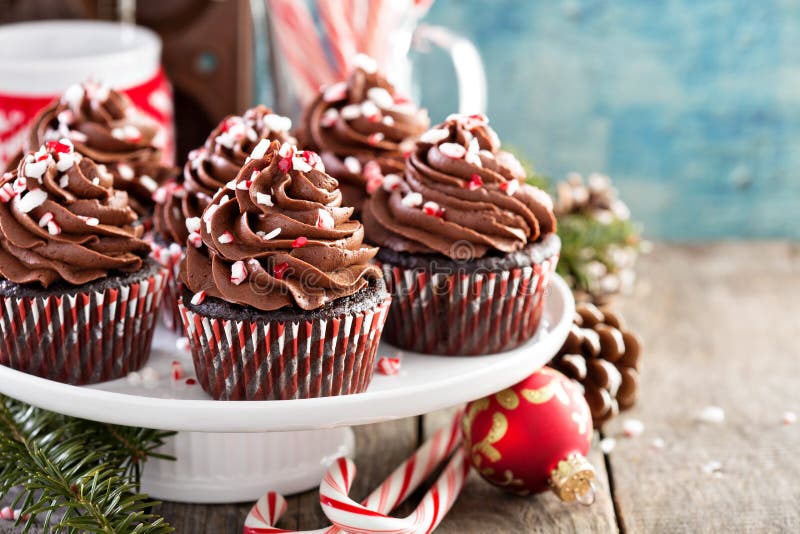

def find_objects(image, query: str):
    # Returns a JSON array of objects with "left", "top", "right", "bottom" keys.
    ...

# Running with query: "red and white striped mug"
[{"left": 0, "top": 20, "right": 174, "bottom": 170}]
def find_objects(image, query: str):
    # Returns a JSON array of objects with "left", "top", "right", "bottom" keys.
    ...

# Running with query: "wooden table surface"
[{"left": 4, "top": 242, "right": 800, "bottom": 533}]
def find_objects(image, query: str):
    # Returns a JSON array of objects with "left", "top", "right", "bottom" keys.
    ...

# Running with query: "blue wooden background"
[{"left": 417, "top": 0, "right": 800, "bottom": 239}]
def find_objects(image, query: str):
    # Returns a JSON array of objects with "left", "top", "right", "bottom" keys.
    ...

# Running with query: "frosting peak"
[
  {"left": 21, "top": 81, "right": 174, "bottom": 216},
  {"left": 180, "top": 140, "right": 382, "bottom": 311},
  {"left": 363, "top": 115, "right": 556, "bottom": 259},
  {"left": 298, "top": 60, "right": 430, "bottom": 212},
  {"left": 0, "top": 140, "right": 150, "bottom": 287},
  {"left": 154, "top": 106, "right": 295, "bottom": 244}
]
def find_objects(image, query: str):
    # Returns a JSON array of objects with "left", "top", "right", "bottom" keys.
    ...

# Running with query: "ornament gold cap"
[{"left": 548, "top": 453, "right": 596, "bottom": 503}]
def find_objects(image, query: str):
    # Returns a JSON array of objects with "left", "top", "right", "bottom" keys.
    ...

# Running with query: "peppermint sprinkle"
[
  {"left": 468, "top": 174, "right": 484, "bottom": 191},
  {"left": 439, "top": 142, "right": 466, "bottom": 159},
  {"left": 139, "top": 175, "right": 158, "bottom": 192},
  {"left": 23, "top": 158, "right": 49, "bottom": 180},
  {"left": 256, "top": 192, "right": 273, "bottom": 206},
  {"left": 117, "top": 163, "right": 135, "bottom": 180},
  {"left": 186, "top": 217, "right": 201, "bottom": 233},
  {"left": 80, "top": 215, "right": 100, "bottom": 226},
  {"left": 152, "top": 186, "right": 169, "bottom": 204},
  {"left": 218, "top": 231, "right": 234, "bottom": 244},
  {"left": 264, "top": 113, "right": 292, "bottom": 132},
  {"left": 783, "top": 412, "right": 797, "bottom": 425},
  {"left": 382, "top": 115, "right": 395, "bottom": 126},
  {"left": 176, "top": 337, "right": 191, "bottom": 351},
  {"left": 226, "top": 180, "right": 237, "bottom": 190},
  {"left": 344, "top": 156, "right": 362, "bottom": 175},
  {"left": 291, "top": 236, "right": 308, "bottom": 248},
  {"left": 203, "top": 203, "right": 219, "bottom": 232},
  {"left": 320, "top": 108, "right": 339, "bottom": 127},
  {"left": 56, "top": 152, "right": 75, "bottom": 172},
  {"left": 422, "top": 201, "right": 445, "bottom": 218},
  {"left": 0, "top": 183, "right": 15, "bottom": 203},
  {"left": 272, "top": 261, "right": 289, "bottom": 280},
  {"left": 278, "top": 142, "right": 296, "bottom": 158},
  {"left": 292, "top": 154, "right": 313, "bottom": 172},
  {"left": 367, "top": 87, "right": 394, "bottom": 109},
  {"left": 361, "top": 100, "right": 380, "bottom": 121},
  {"left": 354, "top": 53, "right": 378, "bottom": 74},
  {"left": 420, "top": 128, "right": 450, "bottom": 144},
  {"left": 230, "top": 260, "right": 248, "bottom": 285},
  {"left": 190, "top": 291, "right": 206, "bottom": 305},
  {"left": 17, "top": 189, "right": 47, "bottom": 213},
  {"left": 696, "top": 406, "right": 726, "bottom": 424},
  {"left": 278, "top": 157, "right": 292, "bottom": 173},
  {"left": 62, "top": 84, "right": 85, "bottom": 112},
  {"left": 367, "top": 132, "right": 385, "bottom": 145},
  {"left": 47, "top": 221, "right": 61, "bottom": 235},
  {"left": 599, "top": 437, "right": 617, "bottom": 454},
  {"left": 376, "top": 357, "right": 401, "bottom": 376},
  {"left": 500, "top": 179, "right": 519, "bottom": 196},
  {"left": 188, "top": 231, "right": 203, "bottom": 248},
  {"left": 59, "top": 175, "right": 70, "bottom": 188},
  {"left": 316, "top": 209, "right": 335, "bottom": 230},
  {"left": 261, "top": 227, "right": 282, "bottom": 240},
  {"left": 401, "top": 192, "right": 423, "bottom": 208},
  {"left": 382, "top": 174, "right": 402, "bottom": 192},
  {"left": 249, "top": 139, "right": 270, "bottom": 160},
  {"left": 323, "top": 82, "right": 347, "bottom": 102},
  {"left": 12, "top": 177, "right": 26, "bottom": 194},
  {"left": 623, "top": 418, "right": 645, "bottom": 438},
  {"left": 38, "top": 212, "right": 54, "bottom": 227},
  {"left": 340, "top": 104, "right": 362, "bottom": 120}
]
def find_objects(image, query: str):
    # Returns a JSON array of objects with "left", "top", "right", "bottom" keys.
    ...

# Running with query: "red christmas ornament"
[{"left": 462, "top": 367, "right": 596, "bottom": 501}]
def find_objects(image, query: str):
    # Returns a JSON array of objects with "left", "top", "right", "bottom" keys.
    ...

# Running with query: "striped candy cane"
[{"left": 243, "top": 411, "right": 464, "bottom": 534}]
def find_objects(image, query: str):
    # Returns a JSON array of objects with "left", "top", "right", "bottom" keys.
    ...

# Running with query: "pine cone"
[{"left": 551, "top": 303, "right": 642, "bottom": 427}]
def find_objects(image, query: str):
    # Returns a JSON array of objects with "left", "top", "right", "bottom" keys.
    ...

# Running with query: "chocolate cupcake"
[
  {"left": 297, "top": 54, "right": 429, "bottom": 214},
  {"left": 363, "top": 114, "right": 560, "bottom": 356},
  {"left": 179, "top": 139, "right": 390, "bottom": 400},
  {"left": 0, "top": 139, "right": 167, "bottom": 384},
  {"left": 152, "top": 105, "right": 294, "bottom": 332},
  {"left": 19, "top": 81, "right": 174, "bottom": 219}
]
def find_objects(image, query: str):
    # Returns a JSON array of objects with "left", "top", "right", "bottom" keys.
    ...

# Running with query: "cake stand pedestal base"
[{"left": 140, "top": 427, "right": 355, "bottom": 503}]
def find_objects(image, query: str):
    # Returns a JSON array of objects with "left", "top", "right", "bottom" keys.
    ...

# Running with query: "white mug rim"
[{"left": 0, "top": 20, "right": 162, "bottom": 95}]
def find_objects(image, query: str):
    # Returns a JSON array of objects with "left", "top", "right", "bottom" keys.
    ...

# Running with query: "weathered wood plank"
[
  {"left": 605, "top": 242, "right": 800, "bottom": 533},
  {"left": 423, "top": 408, "right": 618, "bottom": 533}
]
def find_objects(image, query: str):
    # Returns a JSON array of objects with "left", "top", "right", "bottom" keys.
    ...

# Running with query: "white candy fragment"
[
  {"left": 696, "top": 406, "right": 725, "bottom": 424},
  {"left": 622, "top": 418, "right": 645, "bottom": 438}
]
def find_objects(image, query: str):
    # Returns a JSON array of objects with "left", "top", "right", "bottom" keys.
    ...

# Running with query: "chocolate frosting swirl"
[
  {"left": 154, "top": 106, "right": 294, "bottom": 244},
  {"left": 363, "top": 114, "right": 557, "bottom": 260},
  {"left": 298, "top": 58, "right": 430, "bottom": 212},
  {"left": 0, "top": 140, "right": 151, "bottom": 287},
  {"left": 180, "top": 139, "right": 382, "bottom": 311},
  {"left": 21, "top": 82, "right": 173, "bottom": 216}
]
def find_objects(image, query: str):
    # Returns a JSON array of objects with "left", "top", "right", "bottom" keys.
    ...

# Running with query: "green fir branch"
[{"left": 0, "top": 395, "right": 174, "bottom": 533}]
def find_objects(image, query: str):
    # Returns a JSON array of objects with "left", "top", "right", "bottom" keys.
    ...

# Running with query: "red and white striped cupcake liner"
[
  {"left": 0, "top": 267, "right": 168, "bottom": 385},
  {"left": 151, "top": 241, "right": 185, "bottom": 333},
  {"left": 179, "top": 298, "right": 392, "bottom": 400},
  {"left": 378, "top": 255, "right": 558, "bottom": 356}
]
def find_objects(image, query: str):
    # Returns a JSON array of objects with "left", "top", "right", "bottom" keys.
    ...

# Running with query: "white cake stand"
[{"left": 0, "top": 275, "right": 573, "bottom": 503}]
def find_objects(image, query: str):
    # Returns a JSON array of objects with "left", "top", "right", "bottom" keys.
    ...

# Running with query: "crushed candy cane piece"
[
  {"left": 623, "top": 418, "right": 645, "bottom": 437},
  {"left": 467, "top": 174, "right": 483, "bottom": 190},
  {"left": 701, "top": 460, "right": 722, "bottom": 475},
  {"left": 47, "top": 221, "right": 61, "bottom": 235},
  {"left": 367, "top": 132, "right": 385, "bottom": 145},
  {"left": 354, "top": 53, "right": 378, "bottom": 73},
  {"left": 500, "top": 179, "right": 520, "bottom": 196},
  {"left": 171, "top": 360, "right": 185, "bottom": 381},
  {"left": 401, "top": 192, "right": 423, "bottom": 207},
  {"left": 783, "top": 411, "right": 797, "bottom": 425},
  {"left": 323, "top": 82, "right": 347, "bottom": 102},
  {"left": 291, "top": 236, "right": 308, "bottom": 248},
  {"left": 191, "top": 291, "right": 206, "bottom": 305},
  {"left": 188, "top": 232, "right": 203, "bottom": 248},
  {"left": 321, "top": 108, "right": 339, "bottom": 127},
  {"left": 218, "top": 231, "right": 234, "bottom": 244},
  {"left": 17, "top": 189, "right": 47, "bottom": 213},
  {"left": 423, "top": 201, "right": 445, "bottom": 217},
  {"left": 261, "top": 227, "right": 282, "bottom": 240},
  {"left": 376, "top": 357, "right": 401, "bottom": 376},
  {"left": 256, "top": 192, "right": 274, "bottom": 206},
  {"left": 420, "top": 128, "right": 450, "bottom": 144},
  {"left": 438, "top": 142, "right": 466, "bottom": 159},
  {"left": 599, "top": 437, "right": 616, "bottom": 453},
  {"left": 231, "top": 260, "right": 248, "bottom": 285},
  {"left": 344, "top": 156, "right": 362, "bottom": 174},
  {"left": 273, "top": 261, "right": 289, "bottom": 280},
  {"left": 382, "top": 173, "right": 402, "bottom": 192},
  {"left": 696, "top": 406, "right": 725, "bottom": 424},
  {"left": 367, "top": 87, "right": 394, "bottom": 109},
  {"left": 176, "top": 337, "right": 191, "bottom": 351},
  {"left": 186, "top": 217, "right": 201, "bottom": 233},
  {"left": 249, "top": 139, "right": 270, "bottom": 160},
  {"left": 316, "top": 209, "right": 335, "bottom": 229}
]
